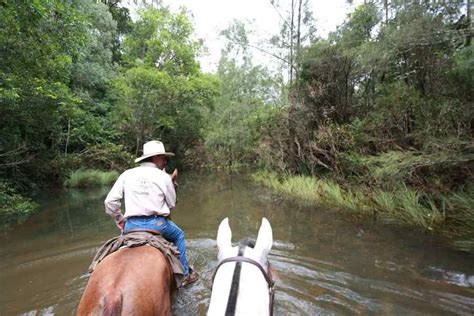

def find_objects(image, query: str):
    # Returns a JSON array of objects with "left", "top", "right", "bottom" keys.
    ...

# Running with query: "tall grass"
[
  {"left": 374, "top": 188, "right": 444, "bottom": 229},
  {"left": 253, "top": 170, "right": 445, "bottom": 230},
  {"left": 252, "top": 171, "right": 372, "bottom": 214},
  {"left": 253, "top": 170, "right": 320, "bottom": 205},
  {"left": 64, "top": 169, "right": 119, "bottom": 188},
  {"left": 372, "top": 190, "right": 397, "bottom": 214},
  {"left": 447, "top": 191, "right": 474, "bottom": 252},
  {"left": 449, "top": 191, "right": 474, "bottom": 229}
]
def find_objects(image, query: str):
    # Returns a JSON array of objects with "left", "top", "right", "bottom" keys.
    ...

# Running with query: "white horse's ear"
[
  {"left": 216, "top": 217, "right": 232, "bottom": 251},
  {"left": 255, "top": 217, "right": 273, "bottom": 258}
]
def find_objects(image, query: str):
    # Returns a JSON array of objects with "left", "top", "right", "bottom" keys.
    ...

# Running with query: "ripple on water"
[
  {"left": 426, "top": 266, "right": 474, "bottom": 288},
  {"left": 21, "top": 305, "right": 56, "bottom": 316},
  {"left": 2, "top": 172, "right": 474, "bottom": 316},
  {"left": 2, "top": 235, "right": 473, "bottom": 316},
  {"left": 173, "top": 238, "right": 216, "bottom": 315},
  {"left": 262, "top": 247, "right": 474, "bottom": 315}
]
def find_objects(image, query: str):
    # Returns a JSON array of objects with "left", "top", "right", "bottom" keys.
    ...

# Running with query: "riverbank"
[
  {"left": 252, "top": 170, "right": 474, "bottom": 253},
  {"left": 0, "top": 169, "right": 119, "bottom": 231}
]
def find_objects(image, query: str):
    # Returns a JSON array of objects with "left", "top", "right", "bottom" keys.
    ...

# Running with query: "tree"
[
  {"left": 212, "top": 1, "right": 316, "bottom": 170},
  {"left": 111, "top": 7, "right": 219, "bottom": 157},
  {"left": 0, "top": 0, "right": 87, "bottom": 183},
  {"left": 100, "top": 0, "right": 133, "bottom": 64},
  {"left": 65, "top": 1, "right": 119, "bottom": 154},
  {"left": 122, "top": 7, "right": 200, "bottom": 76},
  {"left": 269, "top": 0, "right": 317, "bottom": 171},
  {"left": 204, "top": 50, "right": 283, "bottom": 167}
]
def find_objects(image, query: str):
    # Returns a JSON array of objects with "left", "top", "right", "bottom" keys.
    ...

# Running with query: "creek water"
[{"left": 0, "top": 172, "right": 473, "bottom": 315}]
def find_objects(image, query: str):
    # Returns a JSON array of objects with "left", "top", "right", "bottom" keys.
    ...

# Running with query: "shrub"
[
  {"left": 79, "top": 143, "right": 135, "bottom": 171},
  {"left": 361, "top": 148, "right": 474, "bottom": 191},
  {"left": 0, "top": 182, "right": 38, "bottom": 230}
]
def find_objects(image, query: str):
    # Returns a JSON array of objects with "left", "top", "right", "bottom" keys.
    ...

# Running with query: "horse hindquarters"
[
  {"left": 76, "top": 246, "right": 173, "bottom": 316},
  {"left": 102, "top": 292, "right": 123, "bottom": 316},
  {"left": 76, "top": 276, "right": 111, "bottom": 315}
]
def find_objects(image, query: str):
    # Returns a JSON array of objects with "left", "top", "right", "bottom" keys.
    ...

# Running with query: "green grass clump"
[
  {"left": 448, "top": 191, "right": 474, "bottom": 229},
  {"left": 319, "top": 180, "right": 344, "bottom": 206},
  {"left": 372, "top": 190, "right": 397, "bottom": 214},
  {"left": 64, "top": 169, "right": 119, "bottom": 188},
  {"left": 253, "top": 170, "right": 320, "bottom": 205},
  {"left": 445, "top": 190, "right": 474, "bottom": 252},
  {"left": 397, "top": 189, "right": 437, "bottom": 229}
]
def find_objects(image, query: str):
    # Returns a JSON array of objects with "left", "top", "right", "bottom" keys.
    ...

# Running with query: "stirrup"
[{"left": 181, "top": 268, "right": 199, "bottom": 287}]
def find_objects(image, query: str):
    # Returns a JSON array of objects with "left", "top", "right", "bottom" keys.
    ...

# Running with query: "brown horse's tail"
[{"left": 102, "top": 292, "right": 123, "bottom": 316}]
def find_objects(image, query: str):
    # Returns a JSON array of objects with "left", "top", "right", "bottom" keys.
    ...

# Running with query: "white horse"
[{"left": 208, "top": 218, "right": 275, "bottom": 316}]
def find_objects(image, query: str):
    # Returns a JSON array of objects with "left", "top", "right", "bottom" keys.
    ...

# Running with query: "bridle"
[{"left": 212, "top": 255, "right": 275, "bottom": 316}]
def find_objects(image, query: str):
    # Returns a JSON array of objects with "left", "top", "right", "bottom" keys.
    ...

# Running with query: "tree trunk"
[
  {"left": 136, "top": 136, "right": 140, "bottom": 157},
  {"left": 65, "top": 117, "right": 71, "bottom": 156},
  {"left": 467, "top": 0, "right": 472, "bottom": 46},
  {"left": 288, "top": 0, "right": 296, "bottom": 172}
]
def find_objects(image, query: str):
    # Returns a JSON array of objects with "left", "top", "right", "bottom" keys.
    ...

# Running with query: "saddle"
[{"left": 88, "top": 230, "right": 185, "bottom": 286}]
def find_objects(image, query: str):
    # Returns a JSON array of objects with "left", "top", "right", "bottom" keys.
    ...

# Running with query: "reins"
[{"left": 212, "top": 256, "right": 275, "bottom": 316}]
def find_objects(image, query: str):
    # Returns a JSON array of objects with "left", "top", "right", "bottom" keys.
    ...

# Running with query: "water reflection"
[{"left": 1, "top": 172, "right": 473, "bottom": 315}]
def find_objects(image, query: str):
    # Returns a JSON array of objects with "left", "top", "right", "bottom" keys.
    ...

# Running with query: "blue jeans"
[{"left": 123, "top": 215, "right": 190, "bottom": 275}]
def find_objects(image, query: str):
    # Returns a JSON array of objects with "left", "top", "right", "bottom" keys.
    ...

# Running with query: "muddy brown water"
[{"left": 1, "top": 172, "right": 473, "bottom": 315}]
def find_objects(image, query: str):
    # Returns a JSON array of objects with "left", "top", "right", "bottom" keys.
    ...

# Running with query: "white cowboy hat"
[{"left": 135, "top": 140, "right": 175, "bottom": 163}]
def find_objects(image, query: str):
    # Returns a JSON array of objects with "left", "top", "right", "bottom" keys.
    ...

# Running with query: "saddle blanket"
[{"left": 88, "top": 231, "right": 184, "bottom": 287}]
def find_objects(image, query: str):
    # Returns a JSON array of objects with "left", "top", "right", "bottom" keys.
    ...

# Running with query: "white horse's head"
[{"left": 208, "top": 218, "right": 274, "bottom": 316}]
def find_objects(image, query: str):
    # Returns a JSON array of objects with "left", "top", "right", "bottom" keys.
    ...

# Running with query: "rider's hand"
[
  {"left": 116, "top": 219, "right": 125, "bottom": 232},
  {"left": 171, "top": 168, "right": 178, "bottom": 186}
]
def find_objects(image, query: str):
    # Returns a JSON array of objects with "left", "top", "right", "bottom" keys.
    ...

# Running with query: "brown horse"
[{"left": 76, "top": 245, "right": 174, "bottom": 316}]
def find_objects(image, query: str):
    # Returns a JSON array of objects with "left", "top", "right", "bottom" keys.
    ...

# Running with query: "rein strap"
[{"left": 213, "top": 256, "right": 275, "bottom": 315}]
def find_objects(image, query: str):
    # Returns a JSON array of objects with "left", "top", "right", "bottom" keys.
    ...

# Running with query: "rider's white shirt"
[{"left": 104, "top": 162, "right": 176, "bottom": 223}]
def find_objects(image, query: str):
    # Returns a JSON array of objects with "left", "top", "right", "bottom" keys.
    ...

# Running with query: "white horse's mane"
[{"left": 208, "top": 218, "right": 273, "bottom": 316}]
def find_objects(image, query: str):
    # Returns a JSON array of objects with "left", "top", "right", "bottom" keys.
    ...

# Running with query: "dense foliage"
[
  {"left": 201, "top": 1, "right": 473, "bottom": 250},
  {"left": 1, "top": 0, "right": 473, "bottom": 250},
  {"left": 0, "top": 1, "right": 218, "bottom": 226},
  {"left": 203, "top": 34, "right": 284, "bottom": 168},
  {"left": 253, "top": 1, "right": 473, "bottom": 251}
]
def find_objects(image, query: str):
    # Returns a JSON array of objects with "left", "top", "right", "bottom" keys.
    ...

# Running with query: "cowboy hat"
[{"left": 135, "top": 140, "right": 175, "bottom": 163}]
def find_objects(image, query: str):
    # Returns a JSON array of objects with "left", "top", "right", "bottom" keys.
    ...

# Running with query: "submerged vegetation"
[
  {"left": 253, "top": 171, "right": 474, "bottom": 252},
  {"left": 0, "top": 182, "right": 38, "bottom": 230},
  {"left": 1, "top": 0, "right": 473, "bottom": 251}
]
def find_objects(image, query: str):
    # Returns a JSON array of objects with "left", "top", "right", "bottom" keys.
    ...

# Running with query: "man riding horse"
[{"left": 104, "top": 140, "right": 199, "bottom": 287}]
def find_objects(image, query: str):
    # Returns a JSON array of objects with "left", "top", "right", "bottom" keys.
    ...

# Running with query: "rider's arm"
[
  {"left": 104, "top": 173, "right": 125, "bottom": 225},
  {"left": 163, "top": 173, "right": 176, "bottom": 210}
]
